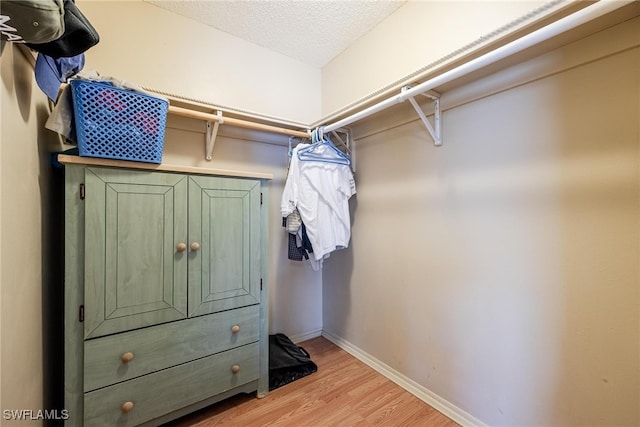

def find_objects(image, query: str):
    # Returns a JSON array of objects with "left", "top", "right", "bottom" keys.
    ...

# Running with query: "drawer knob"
[
  {"left": 190, "top": 242, "right": 201, "bottom": 251},
  {"left": 231, "top": 364, "right": 240, "bottom": 374},
  {"left": 176, "top": 242, "right": 187, "bottom": 252},
  {"left": 231, "top": 324, "right": 240, "bottom": 334},
  {"left": 121, "top": 401, "right": 134, "bottom": 413},
  {"left": 121, "top": 352, "right": 135, "bottom": 363}
]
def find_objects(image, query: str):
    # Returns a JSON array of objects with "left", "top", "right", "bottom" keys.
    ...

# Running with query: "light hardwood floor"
[{"left": 164, "top": 336, "right": 459, "bottom": 426}]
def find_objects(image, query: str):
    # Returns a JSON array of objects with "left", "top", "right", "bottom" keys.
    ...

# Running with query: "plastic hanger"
[{"left": 298, "top": 127, "right": 351, "bottom": 166}]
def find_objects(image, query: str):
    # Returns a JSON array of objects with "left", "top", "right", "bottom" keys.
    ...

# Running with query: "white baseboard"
[
  {"left": 321, "top": 330, "right": 488, "bottom": 427},
  {"left": 287, "top": 328, "right": 323, "bottom": 344}
]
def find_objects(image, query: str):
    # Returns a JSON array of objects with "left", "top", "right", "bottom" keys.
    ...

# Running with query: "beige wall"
[
  {"left": 0, "top": 44, "right": 65, "bottom": 423},
  {"left": 1, "top": 45, "right": 3, "bottom": 416},
  {"left": 78, "top": 0, "right": 321, "bottom": 124},
  {"left": 323, "top": 15, "right": 640, "bottom": 426},
  {"left": 321, "top": 0, "right": 553, "bottom": 116}
]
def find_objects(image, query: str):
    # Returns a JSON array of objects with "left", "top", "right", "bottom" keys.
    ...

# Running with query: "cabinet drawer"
[
  {"left": 84, "top": 305, "right": 259, "bottom": 392},
  {"left": 84, "top": 342, "right": 259, "bottom": 427}
]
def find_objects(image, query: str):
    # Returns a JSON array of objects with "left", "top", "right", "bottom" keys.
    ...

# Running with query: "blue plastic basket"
[{"left": 70, "top": 79, "right": 168, "bottom": 164}]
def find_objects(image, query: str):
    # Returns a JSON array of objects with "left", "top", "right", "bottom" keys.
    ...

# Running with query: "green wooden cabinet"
[{"left": 63, "top": 161, "right": 269, "bottom": 426}]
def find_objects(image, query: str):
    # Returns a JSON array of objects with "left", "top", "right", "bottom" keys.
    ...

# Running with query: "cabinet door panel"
[
  {"left": 84, "top": 168, "right": 188, "bottom": 338},
  {"left": 188, "top": 176, "right": 261, "bottom": 316}
]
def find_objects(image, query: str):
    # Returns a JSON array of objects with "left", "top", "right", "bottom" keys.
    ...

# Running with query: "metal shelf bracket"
[
  {"left": 330, "top": 128, "right": 355, "bottom": 172},
  {"left": 205, "top": 110, "right": 224, "bottom": 160},
  {"left": 402, "top": 86, "right": 442, "bottom": 146}
]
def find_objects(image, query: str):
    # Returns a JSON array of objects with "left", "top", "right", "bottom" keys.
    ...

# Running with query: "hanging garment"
[
  {"left": 25, "top": 0, "right": 100, "bottom": 58},
  {"left": 281, "top": 143, "right": 356, "bottom": 264},
  {"left": 300, "top": 223, "right": 314, "bottom": 255},
  {"left": 287, "top": 233, "right": 307, "bottom": 261},
  {"left": 0, "top": 0, "right": 65, "bottom": 44},
  {"left": 286, "top": 208, "right": 302, "bottom": 234},
  {"left": 36, "top": 53, "right": 85, "bottom": 101}
]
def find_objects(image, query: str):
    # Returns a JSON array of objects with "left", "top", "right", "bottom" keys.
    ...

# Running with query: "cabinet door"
[
  {"left": 188, "top": 176, "right": 261, "bottom": 317},
  {"left": 84, "top": 168, "right": 188, "bottom": 339}
]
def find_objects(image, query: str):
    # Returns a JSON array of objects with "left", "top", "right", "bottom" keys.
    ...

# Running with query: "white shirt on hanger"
[{"left": 281, "top": 144, "right": 356, "bottom": 263}]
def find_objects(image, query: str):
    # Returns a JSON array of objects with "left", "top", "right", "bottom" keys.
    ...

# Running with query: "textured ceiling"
[{"left": 145, "top": 0, "right": 406, "bottom": 68}]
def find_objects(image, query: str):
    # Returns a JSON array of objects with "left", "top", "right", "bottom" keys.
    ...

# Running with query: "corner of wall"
[{"left": 1, "top": 41, "right": 66, "bottom": 418}]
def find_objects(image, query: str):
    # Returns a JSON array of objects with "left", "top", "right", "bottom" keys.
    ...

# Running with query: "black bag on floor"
[{"left": 269, "top": 333, "right": 317, "bottom": 391}]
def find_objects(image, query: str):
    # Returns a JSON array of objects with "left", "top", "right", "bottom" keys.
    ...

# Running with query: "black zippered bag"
[{"left": 269, "top": 333, "right": 318, "bottom": 391}]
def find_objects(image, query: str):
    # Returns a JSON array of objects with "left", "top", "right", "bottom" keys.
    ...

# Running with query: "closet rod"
[
  {"left": 169, "top": 105, "right": 309, "bottom": 138},
  {"left": 323, "top": 0, "right": 632, "bottom": 133}
]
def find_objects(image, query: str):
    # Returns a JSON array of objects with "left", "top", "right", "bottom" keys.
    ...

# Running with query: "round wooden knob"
[
  {"left": 231, "top": 364, "right": 240, "bottom": 374},
  {"left": 121, "top": 401, "right": 134, "bottom": 413},
  {"left": 190, "top": 242, "right": 201, "bottom": 251},
  {"left": 176, "top": 242, "right": 187, "bottom": 252},
  {"left": 121, "top": 352, "right": 134, "bottom": 363},
  {"left": 231, "top": 325, "right": 240, "bottom": 334}
]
